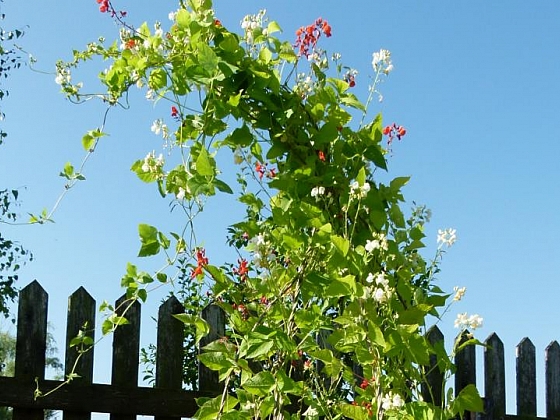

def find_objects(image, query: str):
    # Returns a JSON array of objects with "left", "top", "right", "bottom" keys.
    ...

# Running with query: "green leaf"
[
  {"left": 173, "top": 314, "right": 210, "bottom": 344},
  {"left": 243, "top": 371, "right": 275, "bottom": 396},
  {"left": 197, "top": 44, "right": 219, "bottom": 75},
  {"left": 149, "top": 68, "right": 167, "bottom": 90},
  {"left": 196, "top": 147, "right": 214, "bottom": 176},
  {"left": 266, "top": 21, "right": 282, "bottom": 35},
  {"left": 332, "top": 235, "right": 350, "bottom": 256},
  {"left": 138, "top": 223, "right": 160, "bottom": 257},
  {"left": 176, "top": 9, "right": 191, "bottom": 29},
  {"left": 452, "top": 384, "right": 484, "bottom": 415}
]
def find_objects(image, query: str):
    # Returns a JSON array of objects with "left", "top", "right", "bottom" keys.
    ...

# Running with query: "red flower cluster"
[
  {"left": 344, "top": 72, "right": 356, "bottom": 87},
  {"left": 171, "top": 106, "right": 179, "bottom": 118},
  {"left": 97, "top": 0, "right": 109, "bottom": 13},
  {"left": 95, "top": 0, "right": 127, "bottom": 17},
  {"left": 382, "top": 122, "right": 407, "bottom": 146},
  {"left": 214, "top": 19, "right": 222, "bottom": 27},
  {"left": 294, "top": 18, "right": 332, "bottom": 57},
  {"left": 255, "top": 162, "right": 276, "bottom": 180},
  {"left": 318, "top": 150, "right": 326, "bottom": 162},
  {"left": 190, "top": 248, "right": 209, "bottom": 279},
  {"left": 233, "top": 258, "right": 250, "bottom": 281},
  {"left": 124, "top": 39, "right": 136, "bottom": 49}
]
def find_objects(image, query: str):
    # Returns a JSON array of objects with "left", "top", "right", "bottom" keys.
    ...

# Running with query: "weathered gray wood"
[
  {"left": 422, "top": 326, "right": 444, "bottom": 406},
  {"left": 516, "top": 337, "right": 536, "bottom": 416},
  {"left": 199, "top": 304, "right": 225, "bottom": 393},
  {"left": 12, "top": 280, "right": 48, "bottom": 420},
  {"left": 64, "top": 287, "right": 96, "bottom": 420},
  {"left": 0, "top": 376, "right": 210, "bottom": 417},
  {"left": 545, "top": 341, "right": 560, "bottom": 418},
  {"left": 455, "top": 331, "right": 476, "bottom": 419},
  {"left": 484, "top": 332, "right": 506, "bottom": 419},
  {"left": 455, "top": 330, "right": 476, "bottom": 393},
  {"left": 155, "top": 295, "right": 184, "bottom": 420},
  {"left": 110, "top": 295, "right": 141, "bottom": 420}
]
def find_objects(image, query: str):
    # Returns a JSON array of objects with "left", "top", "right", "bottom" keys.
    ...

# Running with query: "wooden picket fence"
[{"left": 0, "top": 280, "right": 560, "bottom": 419}]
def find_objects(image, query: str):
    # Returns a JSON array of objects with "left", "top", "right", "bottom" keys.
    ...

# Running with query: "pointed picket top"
[
  {"left": 20, "top": 279, "right": 47, "bottom": 300},
  {"left": 546, "top": 340, "right": 560, "bottom": 418},
  {"left": 422, "top": 325, "right": 444, "bottom": 406},
  {"left": 156, "top": 294, "right": 184, "bottom": 390},
  {"left": 455, "top": 329, "right": 476, "bottom": 398},
  {"left": 516, "top": 337, "right": 536, "bottom": 416},
  {"left": 426, "top": 325, "right": 443, "bottom": 344},
  {"left": 484, "top": 332, "right": 505, "bottom": 419}
]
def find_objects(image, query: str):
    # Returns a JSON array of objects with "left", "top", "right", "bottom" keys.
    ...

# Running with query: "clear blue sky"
[{"left": 1, "top": 1, "right": 560, "bottom": 417}]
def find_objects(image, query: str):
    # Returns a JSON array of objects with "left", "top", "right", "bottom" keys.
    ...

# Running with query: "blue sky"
[{"left": 1, "top": 1, "right": 560, "bottom": 417}]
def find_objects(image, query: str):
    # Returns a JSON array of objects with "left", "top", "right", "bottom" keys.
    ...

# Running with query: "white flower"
[
  {"left": 365, "top": 233, "right": 388, "bottom": 253},
  {"left": 366, "top": 273, "right": 374, "bottom": 283},
  {"left": 168, "top": 11, "right": 177, "bottom": 21},
  {"left": 372, "top": 49, "right": 393, "bottom": 74},
  {"left": 468, "top": 314, "right": 484, "bottom": 330},
  {"left": 151, "top": 119, "right": 169, "bottom": 138},
  {"left": 350, "top": 181, "right": 371, "bottom": 199},
  {"left": 381, "top": 392, "right": 405, "bottom": 411},
  {"left": 365, "top": 239, "right": 378, "bottom": 253},
  {"left": 145, "top": 89, "right": 156, "bottom": 101},
  {"left": 311, "top": 186, "right": 325, "bottom": 199},
  {"left": 176, "top": 187, "right": 186, "bottom": 200},
  {"left": 373, "top": 288, "right": 387, "bottom": 303},
  {"left": 437, "top": 228, "right": 457, "bottom": 247},
  {"left": 303, "top": 406, "right": 318, "bottom": 418},
  {"left": 375, "top": 273, "right": 389, "bottom": 288},
  {"left": 454, "top": 312, "right": 483, "bottom": 330},
  {"left": 453, "top": 286, "right": 466, "bottom": 301}
]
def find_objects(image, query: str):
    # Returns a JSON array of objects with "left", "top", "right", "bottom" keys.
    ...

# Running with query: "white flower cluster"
[
  {"left": 141, "top": 151, "right": 165, "bottom": 174},
  {"left": 241, "top": 9, "right": 267, "bottom": 43},
  {"left": 295, "top": 73, "right": 315, "bottom": 98},
  {"left": 454, "top": 312, "right": 483, "bottom": 330},
  {"left": 350, "top": 180, "right": 370, "bottom": 199},
  {"left": 437, "top": 228, "right": 457, "bottom": 247},
  {"left": 151, "top": 119, "right": 169, "bottom": 139},
  {"left": 55, "top": 67, "right": 71, "bottom": 85},
  {"left": 249, "top": 233, "right": 274, "bottom": 268},
  {"left": 311, "top": 186, "right": 325, "bottom": 200},
  {"left": 372, "top": 48, "right": 393, "bottom": 75},
  {"left": 365, "top": 232, "right": 388, "bottom": 253},
  {"left": 366, "top": 272, "right": 392, "bottom": 304},
  {"left": 308, "top": 48, "right": 328, "bottom": 69},
  {"left": 381, "top": 392, "right": 405, "bottom": 411},
  {"left": 453, "top": 286, "right": 466, "bottom": 302}
]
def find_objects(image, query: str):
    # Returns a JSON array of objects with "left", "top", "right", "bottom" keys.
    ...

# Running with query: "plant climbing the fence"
[{"left": 52, "top": 0, "right": 484, "bottom": 418}]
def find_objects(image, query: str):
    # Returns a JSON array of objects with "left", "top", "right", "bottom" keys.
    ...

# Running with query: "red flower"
[
  {"left": 255, "top": 162, "right": 266, "bottom": 179},
  {"left": 191, "top": 248, "right": 209, "bottom": 279},
  {"left": 124, "top": 39, "right": 135, "bottom": 49},
  {"left": 382, "top": 125, "right": 392, "bottom": 135},
  {"left": 171, "top": 106, "right": 179, "bottom": 118},
  {"left": 233, "top": 258, "right": 250, "bottom": 280},
  {"left": 318, "top": 150, "right": 326, "bottom": 162},
  {"left": 294, "top": 18, "right": 332, "bottom": 57},
  {"left": 214, "top": 19, "right": 222, "bottom": 27},
  {"left": 97, "top": 0, "right": 109, "bottom": 13},
  {"left": 360, "top": 378, "right": 369, "bottom": 389},
  {"left": 268, "top": 168, "right": 276, "bottom": 178}
]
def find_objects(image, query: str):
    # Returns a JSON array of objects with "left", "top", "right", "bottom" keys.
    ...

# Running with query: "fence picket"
[
  {"left": 155, "top": 295, "right": 184, "bottom": 420},
  {"left": 484, "top": 332, "right": 506, "bottom": 419},
  {"left": 12, "top": 280, "right": 48, "bottom": 420},
  {"left": 110, "top": 295, "right": 141, "bottom": 420},
  {"left": 516, "top": 337, "right": 536, "bottom": 416},
  {"left": 3, "top": 281, "right": 560, "bottom": 419},
  {"left": 545, "top": 341, "right": 560, "bottom": 418},
  {"left": 199, "top": 304, "right": 225, "bottom": 393},
  {"left": 422, "top": 325, "right": 444, "bottom": 406},
  {"left": 64, "top": 286, "right": 96, "bottom": 420}
]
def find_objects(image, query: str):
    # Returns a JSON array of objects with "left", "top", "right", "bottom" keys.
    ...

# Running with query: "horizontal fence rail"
[
  {"left": 0, "top": 281, "right": 221, "bottom": 419},
  {"left": 1, "top": 281, "right": 560, "bottom": 419}
]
